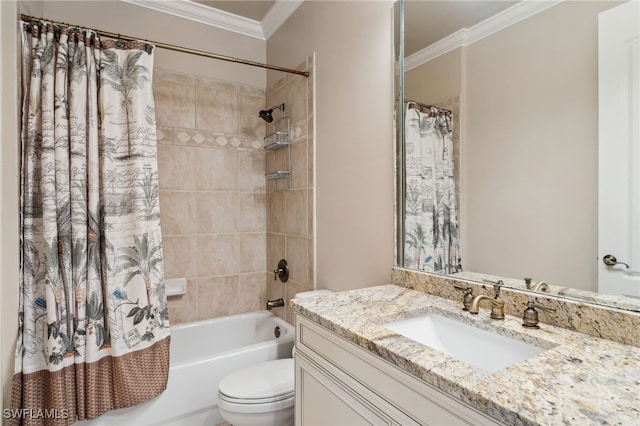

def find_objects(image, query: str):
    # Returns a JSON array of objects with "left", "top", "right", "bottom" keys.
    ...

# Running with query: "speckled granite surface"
[
  {"left": 291, "top": 285, "right": 640, "bottom": 426},
  {"left": 451, "top": 270, "right": 640, "bottom": 312},
  {"left": 392, "top": 267, "right": 640, "bottom": 347}
]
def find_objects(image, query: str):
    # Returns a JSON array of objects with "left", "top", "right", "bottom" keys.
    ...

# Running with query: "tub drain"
[{"left": 274, "top": 326, "right": 281, "bottom": 338}]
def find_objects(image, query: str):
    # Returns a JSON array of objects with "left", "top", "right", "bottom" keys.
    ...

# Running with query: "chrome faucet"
[
  {"left": 469, "top": 280, "right": 505, "bottom": 319},
  {"left": 524, "top": 278, "right": 550, "bottom": 293},
  {"left": 266, "top": 298, "right": 285, "bottom": 310}
]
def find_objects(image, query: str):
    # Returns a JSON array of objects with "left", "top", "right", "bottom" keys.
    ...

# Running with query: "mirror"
[{"left": 396, "top": 0, "right": 640, "bottom": 312}]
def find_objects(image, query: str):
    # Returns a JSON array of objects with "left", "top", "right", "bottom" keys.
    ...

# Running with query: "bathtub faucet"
[{"left": 266, "top": 298, "right": 285, "bottom": 310}]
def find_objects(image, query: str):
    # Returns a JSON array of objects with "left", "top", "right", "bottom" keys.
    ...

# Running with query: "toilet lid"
[{"left": 218, "top": 358, "right": 294, "bottom": 401}]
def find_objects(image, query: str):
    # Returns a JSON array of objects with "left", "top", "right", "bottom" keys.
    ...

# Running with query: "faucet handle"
[
  {"left": 273, "top": 259, "right": 289, "bottom": 282},
  {"left": 522, "top": 301, "right": 555, "bottom": 329},
  {"left": 453, "top": 284, "right": 474, "bottom": 311},
  {"left": 482, "top": 279, "right": 503, "bottom": 297},
  {"left": 524, "top": 277, "right": 533, "bottom": 289},
  {"left": 528, "top": 302, "right": 554, "bottom": 313}
]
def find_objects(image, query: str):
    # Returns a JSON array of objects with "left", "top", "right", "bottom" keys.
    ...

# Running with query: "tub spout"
[{"left": 266, "top": 298, "right": 285, "bottom": 310}]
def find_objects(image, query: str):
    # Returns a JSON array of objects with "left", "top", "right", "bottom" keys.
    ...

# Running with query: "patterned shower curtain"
[
  {"left": 404, "top": 103, "right": 461, "bottom": 274},
  {"left": 12, "top": 21, "right": 170, "bottom": 425}
]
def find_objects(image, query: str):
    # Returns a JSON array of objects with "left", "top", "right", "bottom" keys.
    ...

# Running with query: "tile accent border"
[
  {"left": 391, "top": 267, "right": 640, "bottom": 347},
  {"left": 154, "top": 67, "right": 266, "bottom": 153},
  {"left": 156, "top": 126, "right": 264, "bottom": 151}
]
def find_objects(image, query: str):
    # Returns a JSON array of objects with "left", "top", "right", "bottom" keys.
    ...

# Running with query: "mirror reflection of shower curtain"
[{"left": 404, "top": 103, "right": 461, "bottom": 273}]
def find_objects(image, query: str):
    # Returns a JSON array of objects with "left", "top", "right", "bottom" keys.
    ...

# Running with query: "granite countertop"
[
  {"left": 291, "top": 284, "right": 640, "bottom": 426},
  {"left": 451, "top": 271, "right": 640, "bottom": 312}
]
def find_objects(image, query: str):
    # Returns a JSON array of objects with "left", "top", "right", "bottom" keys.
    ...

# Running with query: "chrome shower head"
[{"left": 258, "top": 103, "right": 285, "bottom": 123}]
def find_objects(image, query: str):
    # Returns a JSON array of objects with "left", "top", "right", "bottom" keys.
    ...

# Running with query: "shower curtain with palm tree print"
[
  {"left": 12, "top": 21, "right": 170, "bottom": 425},
  {"left": 404, "top": 103, "right": 461, "bottom": 273}
]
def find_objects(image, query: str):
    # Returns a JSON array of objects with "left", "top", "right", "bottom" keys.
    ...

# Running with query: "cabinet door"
[{"left": 296, "top": 354, "right": 394, "bottom": 426}]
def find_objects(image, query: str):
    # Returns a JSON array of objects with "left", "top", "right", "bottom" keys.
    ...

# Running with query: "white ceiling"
[{"left": 125, "top": 0, "right": 523, "bottom": 47}]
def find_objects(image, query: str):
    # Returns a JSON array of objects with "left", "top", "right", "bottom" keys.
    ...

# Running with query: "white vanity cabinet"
[{"left": 294, "top": 315, "right": 503, "bottom": 426}]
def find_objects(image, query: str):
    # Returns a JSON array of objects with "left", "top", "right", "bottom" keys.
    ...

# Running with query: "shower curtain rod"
[
  {"left": 405, "top": 98, "right": 452, "bottom": 114},
  {"left": 20, "top": 14, "right": 310, "bottom": 78}
]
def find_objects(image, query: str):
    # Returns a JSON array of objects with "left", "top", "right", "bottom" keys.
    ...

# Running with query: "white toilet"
[{"left": 217, "top": 290, "right": 333, "bottom": 426}]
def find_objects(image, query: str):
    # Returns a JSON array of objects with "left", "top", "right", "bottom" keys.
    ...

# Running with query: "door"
[{"left": 598, "top": 0, "right": 640, "bottom": 298}]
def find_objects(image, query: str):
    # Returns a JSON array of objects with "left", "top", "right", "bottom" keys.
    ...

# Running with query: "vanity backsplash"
[{"left": 391, "top": 267, "right": 640, "bottom": 347}]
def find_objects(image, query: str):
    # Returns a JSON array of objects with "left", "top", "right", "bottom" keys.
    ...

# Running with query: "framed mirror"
[{"left": 395, "top": 0, "right": 640, "bottom": 312}]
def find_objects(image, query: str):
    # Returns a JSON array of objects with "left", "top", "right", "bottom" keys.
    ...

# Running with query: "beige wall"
[
  {"left": 462, "top": 1, "right": 620, "bottom": 291},
  {"left": 405, "top": 48, "right": 462, "bottom": 105},
  {"left": 1, "top": 0, "right": 45, "bottom": 414},
  {"left": 266, "top": 1, "right": 395, "bottom": 292},
  {"left": 1, "top": 0, "right": 22, "bottom": 414}
]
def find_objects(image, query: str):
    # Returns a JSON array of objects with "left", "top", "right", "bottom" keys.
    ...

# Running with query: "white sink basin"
[{"left": 383, "top": 313, "right": 547, "bottom": 373}]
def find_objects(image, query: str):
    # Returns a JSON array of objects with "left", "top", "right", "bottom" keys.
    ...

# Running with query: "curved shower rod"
[{"left": 20, "top": 14, "right": 310, "bottom": 78}]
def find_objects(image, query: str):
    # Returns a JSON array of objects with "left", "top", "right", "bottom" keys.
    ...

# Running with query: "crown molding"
[
  {"left": 262, "top": 0, "right": 304, "bottom": 39},
  {"left": 405, "top": 0, "right": 563, "bottom": 72},
  {"left": 404, "top": 28, "right": 466, "bottom": 71},
  {"left": 121, "top": 0, "right": 265, "bottom": 40},
  {"left": 464, "top": 0, "right": 561, "bottom": 45}
]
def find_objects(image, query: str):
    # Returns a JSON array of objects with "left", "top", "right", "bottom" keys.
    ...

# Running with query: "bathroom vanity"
[
  {"left": 292, "top": 285, "right": 640, "bottom": 425},
  {"left": 295, "top": 314, "right": 500, "bottom": 425}
]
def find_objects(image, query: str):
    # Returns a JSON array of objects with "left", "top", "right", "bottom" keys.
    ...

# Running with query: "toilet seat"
[
  {"left": 218, "top": 393, "right": 294, "bottom": 414},
  {"left": 219, "top": 391, "right": 294, "bottom": 405},
  {"left": 218, "top": 358, "right": 294, "bottom": 413}
]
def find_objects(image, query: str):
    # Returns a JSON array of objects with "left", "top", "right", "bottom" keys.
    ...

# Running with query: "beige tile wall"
[
  {"left": 265, "top": 57, "right": 315, "bottom": 324},
  {"left": 154, "top": 68, "right": 269, "bottom": 324}
]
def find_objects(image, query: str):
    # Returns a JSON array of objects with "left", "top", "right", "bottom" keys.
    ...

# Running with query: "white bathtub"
[{"left": 77, "top": 311, "right": 294, "bottom": 426}]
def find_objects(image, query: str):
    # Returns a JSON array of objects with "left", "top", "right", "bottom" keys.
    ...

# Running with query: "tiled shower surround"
[
  {"left": 153, "top": 68, "right": 269, "bottom": 324},
  {"left": 153, "top": 58, "right": 314, "bottom": 325},
  {"left": 266, "top": 57, "right": 315, "bottom": 324}
]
